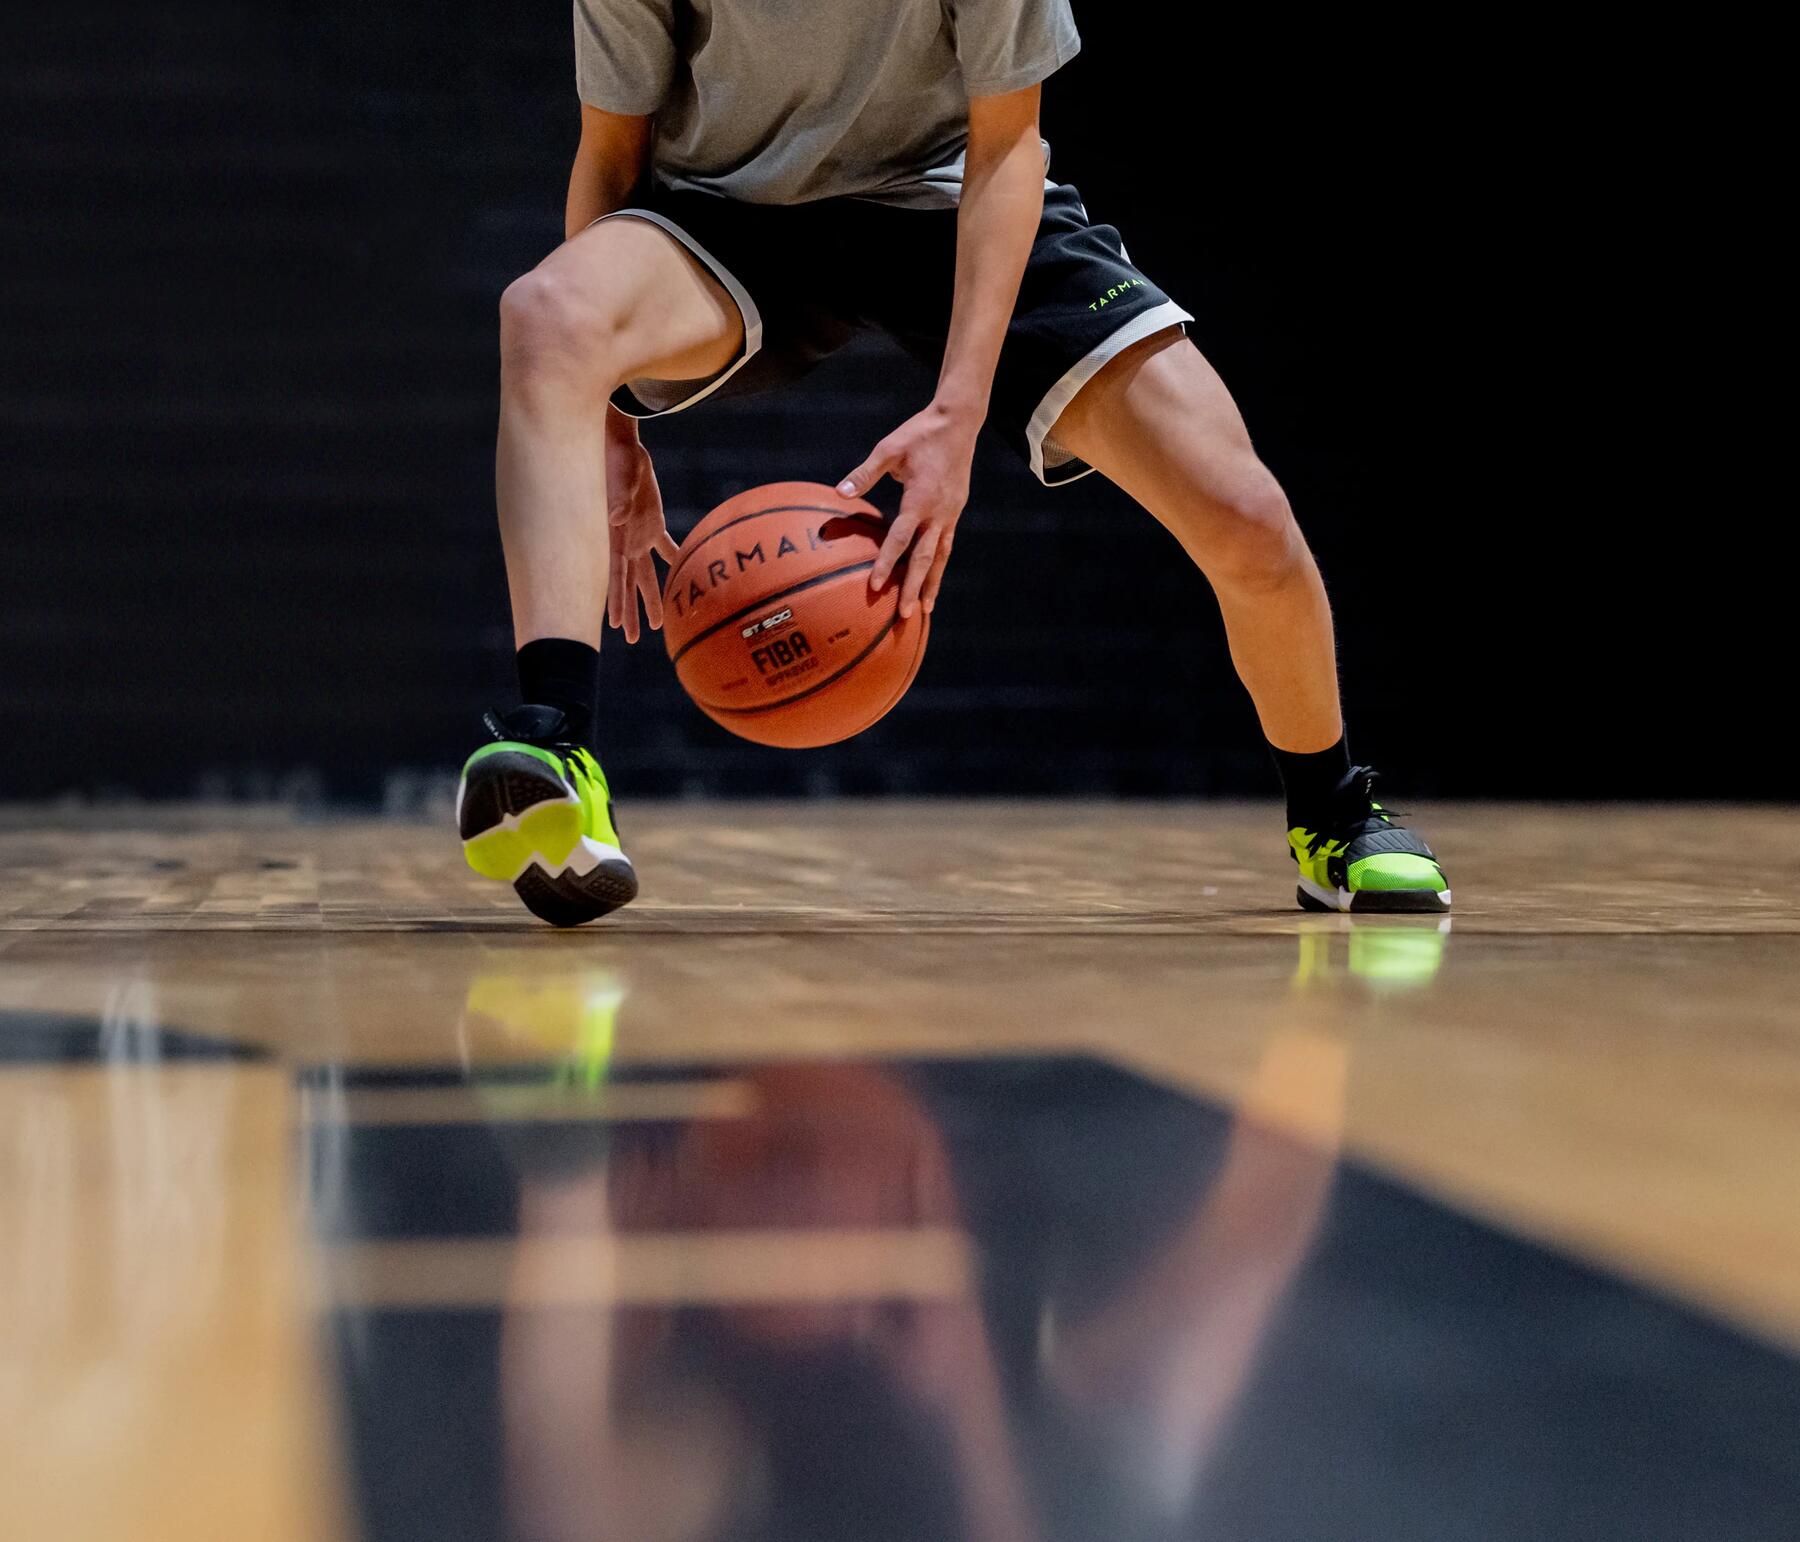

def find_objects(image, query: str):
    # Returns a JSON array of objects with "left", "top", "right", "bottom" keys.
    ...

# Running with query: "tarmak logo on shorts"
[{"left": 1089, "top": 278, "right": 1146, "bottom": 311}]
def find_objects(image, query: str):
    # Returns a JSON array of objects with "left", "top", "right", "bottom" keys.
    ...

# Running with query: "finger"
[
  {"left": 606, "top": 550, "right": 624, "bottom": 632},
  {"left": 875, "top": 477, "right": 933, "bottom": 592},
  {"left": 923, "top": 532, "right": 954, "bottom": 613},
  {"left": 621, "top": 569, "right": 641, "bottom": 644},
  {"left": 654, "top": 530, "right": 680, "bottom": 564},
  {"left": 898, "top": 525, "right": 938, "bottom": 620},
  {"left": 636, "top": 558, "right": 665, "bottom": 631},
  {"left": 837, "top": 442, "right": 897, "bottom": 500},
  {"left": 870, "top": 511, "right": 919, "bottom": 592}
]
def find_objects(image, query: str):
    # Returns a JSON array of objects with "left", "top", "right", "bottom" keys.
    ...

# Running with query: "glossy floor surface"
[{"left": 2, "top": 802, "right": 1798, "bottom": 1540}]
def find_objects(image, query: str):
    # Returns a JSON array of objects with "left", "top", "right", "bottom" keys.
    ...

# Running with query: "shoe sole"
[
  {"left": 458, "top": 751, "right": 638, "bottom": 928},
  {"left": 1297, "top": 878, "right": 1452, "bottom": 914}
]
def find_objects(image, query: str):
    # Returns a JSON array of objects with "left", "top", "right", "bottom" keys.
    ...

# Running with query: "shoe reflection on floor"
[{"left": 1292, "top": 914, "right": 1451, "bottom": 992}]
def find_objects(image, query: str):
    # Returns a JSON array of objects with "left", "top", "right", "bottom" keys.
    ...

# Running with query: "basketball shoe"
[
  {"left": 458, "top": 705, "right": 638, "bottom": 927},
  {"left": 1289, "top": 766, "right": 1450, "bottom": 914}
]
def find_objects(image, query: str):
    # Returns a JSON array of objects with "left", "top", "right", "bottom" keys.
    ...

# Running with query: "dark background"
[{"left": 0, "top": 4, "right": 1762, "bottom": 803}]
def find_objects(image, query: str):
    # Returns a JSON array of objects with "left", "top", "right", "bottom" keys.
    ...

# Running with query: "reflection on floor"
[
  {"left": 312, "top": 1049, "right": 1798, "bottom": 1542},
  {"left": 2, "top": 804, "right": 1799, "bottom": 1540}
]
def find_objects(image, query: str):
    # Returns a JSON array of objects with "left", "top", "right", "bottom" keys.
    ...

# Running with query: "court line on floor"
[
  {"left": 327, "top": 1228, "right": 973, "bottom": 1310},
  {"left": 317, "top": 1081, "right": 758, "bottom": 1125}
]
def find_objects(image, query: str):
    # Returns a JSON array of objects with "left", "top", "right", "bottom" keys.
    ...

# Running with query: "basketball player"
[{"left": 457, "top": 0, "right": 1450, "bottom": 926}]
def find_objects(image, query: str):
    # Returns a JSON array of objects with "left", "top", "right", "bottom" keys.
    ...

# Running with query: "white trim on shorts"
[
  {"left": 586, "top": 207, "right": 765, "bottom": 418},
  {"left": 1024, "top": 299, "right": 1195, "bottom": 487}
]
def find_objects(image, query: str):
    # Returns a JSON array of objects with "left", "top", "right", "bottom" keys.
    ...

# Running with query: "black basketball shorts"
[{"left": 597, "top": 182, "right": 1192, "bottom": 487}]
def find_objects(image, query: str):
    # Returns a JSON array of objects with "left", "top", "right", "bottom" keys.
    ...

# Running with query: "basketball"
[{"left": 662, "top": 481, "right": 930, "bottom": 748}]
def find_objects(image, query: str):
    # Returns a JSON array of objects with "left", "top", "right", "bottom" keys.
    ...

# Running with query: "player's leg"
[
  {"left": 465, "top": 216, "right": 745, "bottom": 927},
  {"left": 497, "top": 215, "right": 744, "bottom": 648},
  {"left": 1049, "top": 327, "right": 1339, "bottom": 754},
  {"left": 1050, "top": 328, "right": 1450, "bottom": 913}
]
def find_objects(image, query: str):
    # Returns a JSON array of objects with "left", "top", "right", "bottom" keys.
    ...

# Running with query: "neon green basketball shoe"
[
  {"left": 1289, "top": 766, "right": 1451, "bottom": 914},
  {"left": 458, "top": 706, "right": 638, "bottom": 927}
]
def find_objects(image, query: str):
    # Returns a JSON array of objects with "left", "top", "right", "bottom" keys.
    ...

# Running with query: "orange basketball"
[{"left": 662, "top": 481, "right": 930, "bottom": 748}]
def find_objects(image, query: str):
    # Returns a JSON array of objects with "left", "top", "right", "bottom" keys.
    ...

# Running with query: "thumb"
[{"left": 837, "top": 441, "right": 897, "bottom": 499}]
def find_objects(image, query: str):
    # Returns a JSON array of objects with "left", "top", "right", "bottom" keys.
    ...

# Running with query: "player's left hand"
[{"left": 837, "top": 400, "right": 980, "bottom": 620}]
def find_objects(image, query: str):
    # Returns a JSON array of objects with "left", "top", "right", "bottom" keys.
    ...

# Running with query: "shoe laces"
[{"left": 1304, "top": 766, "right": 1402, "bottom": 857}]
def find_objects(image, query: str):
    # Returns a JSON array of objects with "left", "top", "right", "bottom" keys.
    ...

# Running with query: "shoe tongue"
[
  {"left": 1329, "top": 767, "right": 1385, "bottom": 828},
  {"left": 488, "top": 704, "right": 571, "bottom": 747}
]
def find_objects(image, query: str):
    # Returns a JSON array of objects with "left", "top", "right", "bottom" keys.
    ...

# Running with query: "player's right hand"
[{"left": 604, "top": 409, "right": 679, "bottom": 645}]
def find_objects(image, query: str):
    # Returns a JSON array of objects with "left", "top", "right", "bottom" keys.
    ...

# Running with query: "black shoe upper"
[
  {"left": 483, "top": 704, "right": 574, "bottom": 749},
  {"left": 1301, "top": 766, "right": 1440, "bottom": 878}
]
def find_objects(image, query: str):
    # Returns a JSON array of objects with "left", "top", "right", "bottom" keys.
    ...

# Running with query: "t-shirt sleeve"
[
  {"left": 573, "top": 0, "right": 679, "bottom": 116},
  {"left": 946, "top": 0, "right": 1082, "bottom": 98}
]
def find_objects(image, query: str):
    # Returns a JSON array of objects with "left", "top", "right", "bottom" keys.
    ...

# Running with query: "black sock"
[
  {"left": 516, "top": 638, "right": 600, "bottom": 746},
  {"left": 1271, "top": 735, "right": 1354, "bottom": 830}
]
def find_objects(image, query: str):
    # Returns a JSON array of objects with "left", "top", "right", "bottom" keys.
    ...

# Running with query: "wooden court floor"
[{"left": 2, "top": 800, "right": 1797, "bottom": 1540}]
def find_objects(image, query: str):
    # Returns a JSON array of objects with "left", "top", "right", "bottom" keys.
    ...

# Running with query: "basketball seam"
[
  {"left": 665, "top": 505, "right": 881, "bottom": 591},
  {"left": 872, "top": 611, "right": 929, "bottom": 720},
  {"left": 669, "top": 560, "right": 877, "bottom": 668},
  {"left": 708, "top": 611, "right": 903, "bottom": 715}
]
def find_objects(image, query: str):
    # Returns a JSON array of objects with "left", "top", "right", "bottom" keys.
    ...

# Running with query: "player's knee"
[
  {"left": 1201, "top": 468, "right": 1302, "bottom": 593},
  {"left": 499, "top": 266, "right": 622, "bottom": 390}
]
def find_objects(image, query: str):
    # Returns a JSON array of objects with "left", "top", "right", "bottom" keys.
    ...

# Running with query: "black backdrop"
[{"left": 0, "top": 4, "right": 1767, "bottom": 802}]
